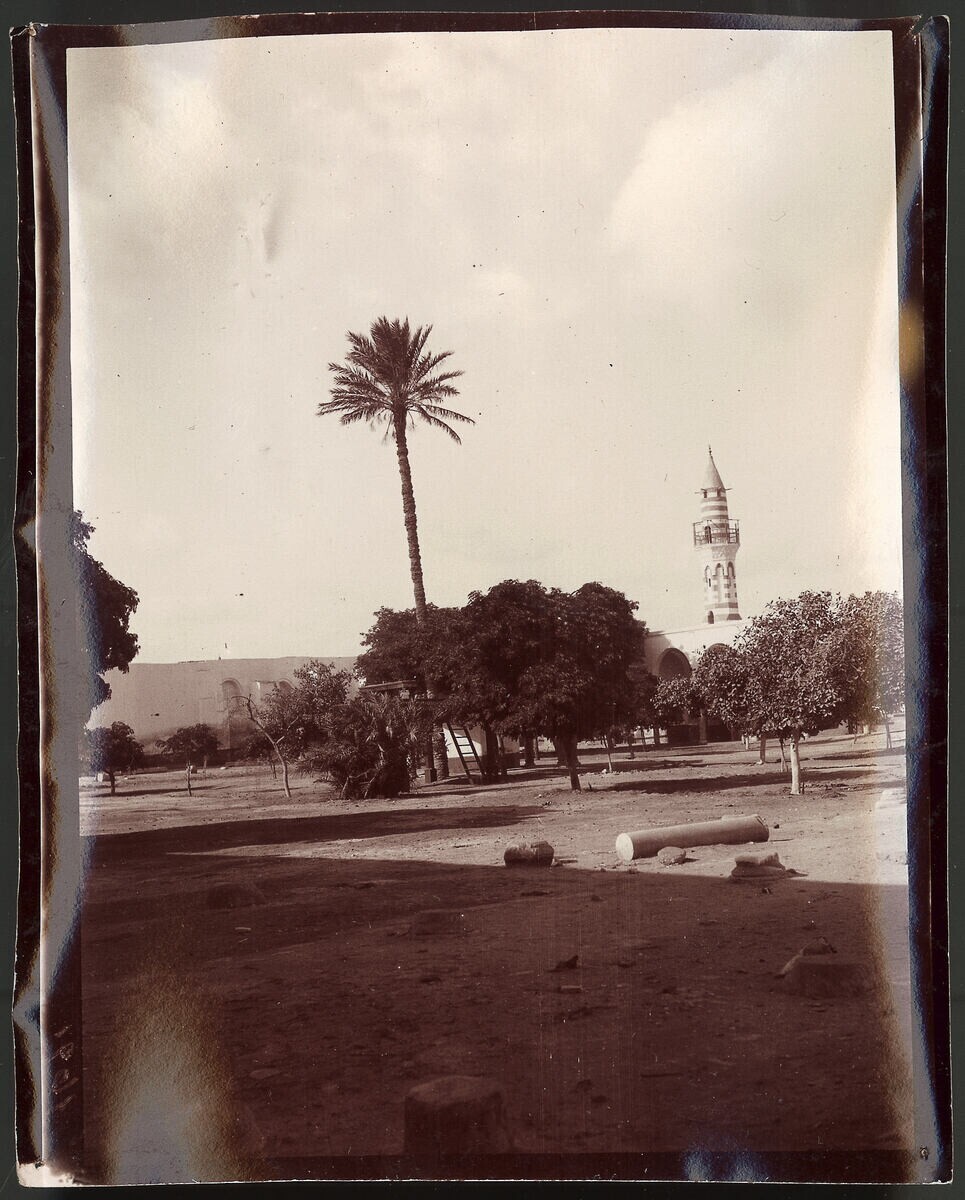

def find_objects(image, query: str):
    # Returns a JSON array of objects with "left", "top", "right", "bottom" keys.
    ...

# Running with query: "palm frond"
[
  {"left": 413, "top": 411, "right": 466, "bottom": 443},
  {"left": 414, "top": 349, "right": 454, "bottom": 380},
  {"left": 416, "top": 403, "right": 475, "bottom": 425}
]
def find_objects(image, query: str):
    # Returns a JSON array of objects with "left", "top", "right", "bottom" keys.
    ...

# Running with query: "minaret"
[{"left": 694, "top": 447, "right": 740, "bottom": 624}]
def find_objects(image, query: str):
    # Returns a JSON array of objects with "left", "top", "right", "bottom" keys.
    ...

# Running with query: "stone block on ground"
[
  {"left": 404, "top": 1075, "right": 513, "bottom": 1158},
  {"left": 730, "top": 852, "right": 801, "bottom": 882},
  {"left": 503, "top": 840, "right": 554, "bottom": 867},
  {"left": 206, "top": 882, "right": 266, "bottom": 909},
  {"left": 411, "top": 909, "right": 468, "bottom": 937},
  {"left": 658, "top": 846, "right": 688, "bottom": 866},
  {"left": 782, "top": 957, "right": 870, "bottom": 998}
]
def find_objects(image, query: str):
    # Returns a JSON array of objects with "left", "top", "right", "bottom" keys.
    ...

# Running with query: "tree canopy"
[
  {"left": 319, "top": 318, "right": 472, "bottom": 621},
  {"left": 833, "top": 591, "right": 905, "bottom": 730},
  {"left": 86, "top": 721, "right": 143, "bottom": 795},
  {"left": 357, "top": 578, "right": 646, "bottom": 789},
  {"left": 71, "top": 511, "right": 140, "bottom": 714},
  {"left": 694, "top": 590, "right": 904, "bottom": 794},
  {"left": 155, "top": 723, "right": 220, "bottom": 766}
]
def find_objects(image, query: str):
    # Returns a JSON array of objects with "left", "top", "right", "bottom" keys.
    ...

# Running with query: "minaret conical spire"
[{"left": 694, "top": 449, "right": 740, "bottom": 624}]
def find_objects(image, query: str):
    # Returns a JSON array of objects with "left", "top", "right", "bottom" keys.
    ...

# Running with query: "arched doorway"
[{"left": 657, "top": 648, "right": 692, "bottom": 680}]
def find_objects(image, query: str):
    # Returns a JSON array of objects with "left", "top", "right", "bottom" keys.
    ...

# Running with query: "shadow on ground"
[
  {"left": 604, "top": 765, "right": 888, "bottom": 796},
  {"left": 76, "top": 830, "right": 917, "bottom": 1184},
  {"left": 86, "top": 803, "right": 547, "bottom": 864}
]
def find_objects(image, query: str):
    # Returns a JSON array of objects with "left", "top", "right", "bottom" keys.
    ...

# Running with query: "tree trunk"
[
  {"left": 562, "top": 733, "right": 581, "bottom": 791},
  {"left": 434, "top": 729, "right": 450, "bottom": 779},
  {"left": 757, "top": 734, "right": 767, "bottom": 764},
  {"left": 482, "top": 722, "right": 495, "bottom": 781},
  {"left": 552, "top": 737, "right": 566, "bottom": 767},
  {"left": 626, "top": 729, "right": 635, "bottom": 759},
  {"left": 789, "top": 733, "right": 803, "bottom": 795},
  {"left": 392, "top": 416, "right": 428, "bottom": 619},
  {"left": 697, "top": 710, "right": 708, "bottom": 744},
  {"left": 109, "top": 769, "right": 116, "bottom": 796},
  {"left": 523, "top": 735, "right": 535, "bottom": 768},
  {"left": 884, "top": 717, "right": 893, "bottom": 750},
  {"left": 652, "top": 726, "right": 661, "bottom": 748},
  {"left": 268, "top": 744, "right": 291, "bottom": 798},
  {"left": 603, "top": 733, "right": 614, "bottom": 773},
  {"left": 185, "top": 763, "right": 192, "bottom": 796},
  {"left": 778, "top": 738, "right": 787, "bottom": 774}
]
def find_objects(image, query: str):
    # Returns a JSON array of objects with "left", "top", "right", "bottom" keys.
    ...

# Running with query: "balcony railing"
[{"left": 693, "top": 520, "right": 740, "bottom": 547}]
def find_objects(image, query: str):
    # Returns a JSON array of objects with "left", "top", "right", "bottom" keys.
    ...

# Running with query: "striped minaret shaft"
[{"left": 694, "top": 446, "right": 740, "bottom": 624}]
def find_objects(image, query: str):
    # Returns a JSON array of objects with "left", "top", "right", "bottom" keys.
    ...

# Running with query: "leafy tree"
[
  {"left": 356, "top": 580, "right": 646, "bottom": 790},
  {"left": 71, "top": 511, "right": 140, "bottom": 715},
  {"left": 239, "top": 660, "right": 356, "bottom": 798},
  {"left": 300, "top": 690, "right": 433, "bottom": 801},
  {"left": 320, "top": 317, "right": 472, "bottom": 778},
  {"left": 155, "top": 724, "right": 220, "bottom": 767},
  {"left": 356, "top": 604, "right": 460, "bottom": 694},
  {"left": 728, "top": 591, "right": 846, "bottom": 794},
  {"left": 86, "top": 721, "right": 143, "bottom": 795},
  {"left": 833, "top": 591, "right": 905, "bottom": 746},
  {"left": 457, "top": 580, "right": 644, "bottom": 790},
  {"left": 650, "top": 675, "right": 702, "bottom": 729}
]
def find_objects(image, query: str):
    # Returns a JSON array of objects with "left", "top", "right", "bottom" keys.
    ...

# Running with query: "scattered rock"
[
  {"left": 419, "top": 973, "right": 442, "bottom": 984},
  {"left": 730, "top": 852, "right": 807, "bottom": 883},
  {"left": 412, "top": 909, "right": 468, "bottom": 937},
  {"left": 520, "top": 889, "right": 552, "bottom": 897},
  {"left": 558, "top": 984, "right": 583, "bottom": 995},
  {"left": 504, "top": 840, "right": 555, "bottom": 867},
  {"left": 782, "top": 957, "right": 870, "bottom": 998},
  {"left": 206, "top": 882, "right": 266, "bottom": 910},
  {"left": 249, "top": 1067, "right": 282, "bottom": 1080},
  {"left": 550, "top": 954, "right": 579, "bottom": 972},
  {"left": 658, "top": 846, "right": 688, "bottom": 866},
  {"left": 778, "top": 937, "right": 836, "bottom": 976},
  {"left": 591, "top": 893, "right": 603, "bottom": 902}
]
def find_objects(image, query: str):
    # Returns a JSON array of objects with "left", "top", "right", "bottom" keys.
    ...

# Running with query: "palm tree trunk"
[
  {"left": 391, "top": 414, "right": 450, "bottom": 780},
  {"left": 392, "top": 415, "right": 428, "bottom": 619}
]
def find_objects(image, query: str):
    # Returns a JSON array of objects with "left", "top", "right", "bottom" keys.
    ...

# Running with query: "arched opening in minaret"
[
  {"left": 707, "top": 611, "right": 715, "bottom": 625},
  {"left": 704, "top": 525, "right": 712, "bottom": 542}
]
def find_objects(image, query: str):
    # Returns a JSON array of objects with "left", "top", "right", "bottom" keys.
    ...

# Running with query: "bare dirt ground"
[{"left": 78, "top": 725, "right": 917, "bottom": 1182}]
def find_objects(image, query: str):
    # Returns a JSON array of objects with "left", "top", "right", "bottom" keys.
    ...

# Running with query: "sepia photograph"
[{"left": 13, "top": 10, "right": 950, "bottom": 1184}]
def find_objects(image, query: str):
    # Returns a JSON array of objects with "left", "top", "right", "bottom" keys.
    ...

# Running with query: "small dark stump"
[{"left": 404, "top": 1075, "right": 513, "bottom": 1160}]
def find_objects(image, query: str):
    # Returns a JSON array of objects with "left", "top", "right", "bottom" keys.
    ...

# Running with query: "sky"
[{"left": 66, "top": 25, "right": 903, "bottom": 662}]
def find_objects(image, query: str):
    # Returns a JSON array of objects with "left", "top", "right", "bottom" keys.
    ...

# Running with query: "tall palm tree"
[
  {"left": 320, "top": 318, "right": 472, "bottom": 780},
  {"left": 319, "top": 317, "right": 472, "bottom": 621}
]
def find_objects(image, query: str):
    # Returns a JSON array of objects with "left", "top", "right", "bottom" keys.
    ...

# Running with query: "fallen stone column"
[{"left": 615, "top": 814, "right": 768, "bottom": 862}]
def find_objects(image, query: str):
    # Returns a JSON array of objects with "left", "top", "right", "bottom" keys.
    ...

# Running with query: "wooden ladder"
[{"left": 444, "top": 723, "right": 484, "bottom": 783}]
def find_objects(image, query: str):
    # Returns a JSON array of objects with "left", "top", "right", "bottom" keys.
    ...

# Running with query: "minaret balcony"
[{"left": 693, "top": 520, "right": 740, "bottom": 546}]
